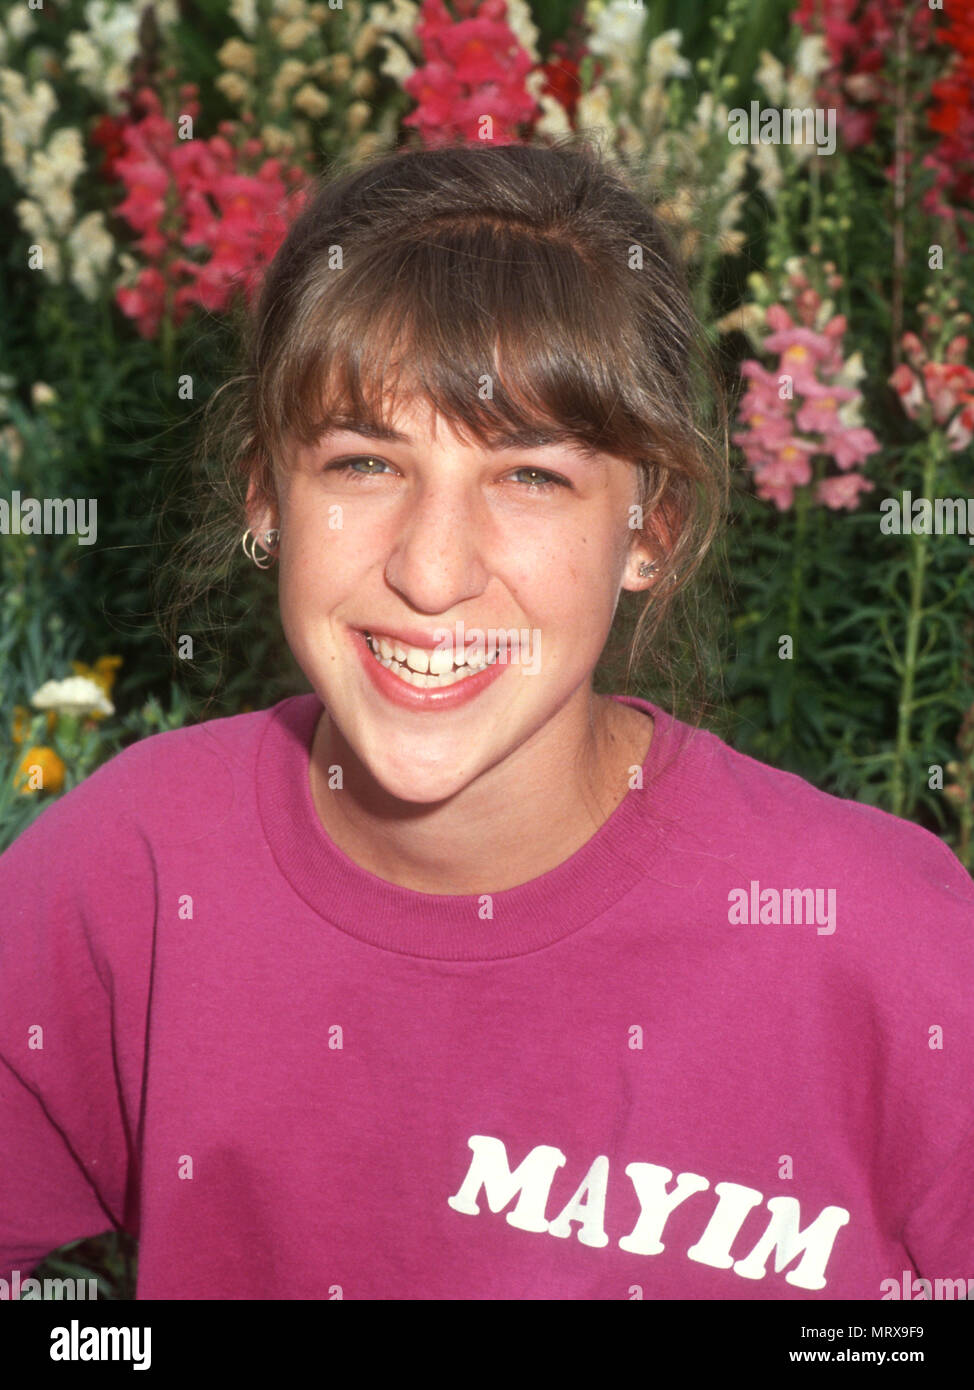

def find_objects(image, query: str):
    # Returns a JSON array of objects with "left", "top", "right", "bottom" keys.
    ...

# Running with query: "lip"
[
  {"left": 351, "top": 626, "right": 508, "bottom": 711},
  {"left": 357, "top": 622, "right": 472, "bottom": 653}
]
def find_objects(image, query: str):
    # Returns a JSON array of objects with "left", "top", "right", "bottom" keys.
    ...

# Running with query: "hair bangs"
[{"left": 267, "top": 220, "right": 654, "bottom": 469}]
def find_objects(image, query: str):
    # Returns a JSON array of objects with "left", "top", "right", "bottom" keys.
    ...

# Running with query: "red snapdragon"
[
  {"left": 890, "top": 333, "right": 974, "bottom": 453},
  {"left": 793, "top": 0, "right": 934, "bottom": 150},
  {"left": 922, "top": 8, "right": 974, "bottom": 227},
  {"left": 403, "top": 0, "right": 538, "bottom": 146},
  {"left": 109, "top": 88, "right": 308, "bottom": 339}
]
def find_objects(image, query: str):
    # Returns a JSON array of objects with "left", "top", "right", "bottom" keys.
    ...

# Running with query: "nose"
[{"left": 383, "top": 473, "right": 490, "bottom": 615}]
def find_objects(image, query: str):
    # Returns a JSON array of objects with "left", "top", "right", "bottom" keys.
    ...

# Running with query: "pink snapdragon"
[
  {"left": 734, "top": 275, "right": 879, "bottom": 511},
  {"left": 403, "top": 0, "right": 539, "bottom": 146},
  {"left": 110, "top": 87, "right": 308, "bottom": 338},
  {"left": 817, "top": 472, "right": 877, "bottom": 510}
]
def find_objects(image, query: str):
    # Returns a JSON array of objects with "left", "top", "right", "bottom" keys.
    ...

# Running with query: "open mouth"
[{"left": 362, "top": 630, "right": 497, "bottom": 689}]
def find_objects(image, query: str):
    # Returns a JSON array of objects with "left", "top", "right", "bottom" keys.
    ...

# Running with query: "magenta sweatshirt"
[{"left": 1, "top": 692, "right": 973, "bottom": 1300}]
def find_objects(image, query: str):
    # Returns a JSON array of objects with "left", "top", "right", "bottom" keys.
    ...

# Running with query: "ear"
[
  {"left": 620, "top": 497, "right": 678, "bottom": 593},
  {"left": 244, "top": 474, "right": 279, "bottom": 538}
]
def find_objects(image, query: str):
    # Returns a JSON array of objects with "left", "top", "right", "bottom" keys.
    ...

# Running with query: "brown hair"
[{"left": 155, "top": 133, "right": 729, "bottom": 720}]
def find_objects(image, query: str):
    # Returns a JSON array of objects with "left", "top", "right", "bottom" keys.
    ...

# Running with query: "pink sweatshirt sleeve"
[{"left": 0, "top": 750, "right": 153, "bottom": 1279}]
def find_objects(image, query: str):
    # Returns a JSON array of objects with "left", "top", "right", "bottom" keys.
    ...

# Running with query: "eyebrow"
[{"left": 320, "top": 417, "right": 602, "bottom": 458}]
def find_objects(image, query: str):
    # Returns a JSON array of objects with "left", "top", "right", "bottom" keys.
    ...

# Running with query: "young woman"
[{"left": 1, "top": 139, "right": 972, "bottom": 1302}]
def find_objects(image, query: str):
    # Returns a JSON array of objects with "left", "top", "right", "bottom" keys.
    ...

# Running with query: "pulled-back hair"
[{"left": 155, "top": 134, "right": 729, "bottom": 719}]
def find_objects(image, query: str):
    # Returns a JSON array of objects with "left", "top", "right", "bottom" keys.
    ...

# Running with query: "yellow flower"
[
  {"left": 11, "top": 705, "right": 57, "bottom": 743},
  {"left": 70, "top": 655, "right": 122, "bottom": 720},
  {"left": 71, "top": 654, "right": 122, "bottom": 694},
  {"left": 14, "top": 745, "right": 66, "bottom": 795}
]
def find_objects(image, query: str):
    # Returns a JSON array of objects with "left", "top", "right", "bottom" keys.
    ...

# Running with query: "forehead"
[
  {"left": 315, "top": 387, "right": 604, "bottom": 458},
  {"left": 321, "top": 416, "right": 598, "bottom": 457}
]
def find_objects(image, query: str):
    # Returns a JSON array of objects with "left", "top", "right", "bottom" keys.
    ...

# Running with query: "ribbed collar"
[{"left": 256, "top": 692, "right": 713, "bottom": 960}]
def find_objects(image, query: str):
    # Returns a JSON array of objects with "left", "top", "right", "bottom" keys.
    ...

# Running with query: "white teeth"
[
  {"left": 364, "top": 632, "right": 488, "bottom": 687},
  {"left": 428, "top": 647, "right": 454, "bottom": 676}
]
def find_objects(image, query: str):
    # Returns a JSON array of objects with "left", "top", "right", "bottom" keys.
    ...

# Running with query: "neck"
[{"left": 308, "top": 692, "right": 653, "bottom": 895}]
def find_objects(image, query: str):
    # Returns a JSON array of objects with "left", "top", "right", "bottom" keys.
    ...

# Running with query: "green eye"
[
  {"left": 510, "top": 468, "right": 569, "bottom": 491},
  {"left": 326, "top": 456, "right": 389, "bottom": 479},
  {"left": 324, "top": 458, "right": 569, "bottom": 490}
]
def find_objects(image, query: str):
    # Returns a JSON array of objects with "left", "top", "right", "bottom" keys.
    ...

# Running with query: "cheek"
[{"left": 278, "top": 515, "right": 360, "bottom": 596}]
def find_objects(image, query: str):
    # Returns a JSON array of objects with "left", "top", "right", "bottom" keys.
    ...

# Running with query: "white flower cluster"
[
  {"left": 0, "top": 0, "right": 173, "bottom": 299},
  {"left": 752, "top": 35, "right": 832, "bottom": 194},
  {"left": 574, "top": 9, "right": 694, "bottom": 155},
  {"left": 504, "top": 0, "right": 540, "bottom": 63},
  {"left": 570, "top": 4, "right": 750, "bottom": 258},
  {"left": 64, "top": 0, "right": 178, "bottom": 107},
  {"left": 0, "top": 71, "right": 113, "bottom": 298},
  {"left": 585, "top": 0, "right": 645, "bottom": 88},
  {"left": 369, "top": 0, "right": 423, "bottom": 84},
  {"left": 31, "top": 677, "right": 114, "bottom": 718}
]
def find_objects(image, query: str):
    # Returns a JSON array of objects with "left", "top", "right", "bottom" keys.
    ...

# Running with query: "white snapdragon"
[
  {"left": 750, "top": 141, "right": 783, "bottom": 202},
  {"left": 68, "top": 212, "right": 115, "bottom": 301},
  {"left": 369, "top": 0, "right": 420, "bottom": 43},
  {"left": 65, "top": 2, "right": 142, "bottom": 103},
  {"left": 575, "top": 83, "right": 614, "bottom": 139},
  {"left": 504, "top": 0, "right": 540, "bottom": 63},
  {"left": 377, "top": 38, "right": 416, "bottom": 83},
  {"left": 787, "top": 33, "right": 828, "bottom": 114},
  {"left": 7, "top": 7, "right": 36, "bottom": 42},
  {"left": 230, "top": 0, "right": 259, "bottom": 36},
  {"left": 24, "top": 127, "right": 85, "bottom": 235},
  {"left": 0, "top": 73, "right": 58, "bottom": 181},
  {"left": 585, "top": 0, "right": 645, "bottom": 89},
  {"left": 371, "top": 0, "right": 421, "bottom": 83},
  {"left": 646, "top": 29, "right": 689, "bottom": 85},
  {"left": 755, "top": 50, "right": 785, "bottom": 106},
  {"left": 65, "top": 0, "right": 179, "bottom": 105},
  {"left": 526, "top": 68, "right": 573, "bottom": 139}
]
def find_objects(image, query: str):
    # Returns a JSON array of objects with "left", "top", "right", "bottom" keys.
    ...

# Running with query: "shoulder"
[
  {"left": 661, "top": 713, "right": 973, "bottom": 917},
  {"left": 2, "top": 696, "right": 303, "bottom": 862}
]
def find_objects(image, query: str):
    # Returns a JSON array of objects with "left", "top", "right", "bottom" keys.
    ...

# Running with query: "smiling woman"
[
  {"left": 166, "top": 137, "right": 730, "bottom": 881},
  {"left": 1, "top": 138, "right": 973, "bottom": 1305},
  {"left": 163, "top": 135, "right": 729, "bottom": 715}
]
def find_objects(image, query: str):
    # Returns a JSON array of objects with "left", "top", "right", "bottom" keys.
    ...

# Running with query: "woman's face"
[{"left": 256, "top": 395, "right": 653, "bottom": 804}]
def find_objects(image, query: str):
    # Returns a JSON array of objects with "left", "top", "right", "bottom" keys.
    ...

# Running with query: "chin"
[{"left": 366, "top": 760, "right": 474, "bottom": 807}]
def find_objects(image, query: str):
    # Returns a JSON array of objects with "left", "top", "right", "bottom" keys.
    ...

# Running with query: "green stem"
[
  {"left": 890, "top": 438, "right": 943, "bottom": 816},
  {"left": 255, "top": 0, "right": 272, "bottom": 132},
  {"left": 782, "top": 481, "right": 811, "bottom": 744},
  {"left": 160, "top": 297, "right": 174, "bottom": 384},
  {"left": 808, "top": 153, "right": 822, "bottom": 249},
  {"left": 49, "top": 287, "right": 83, "bottom": 406}
]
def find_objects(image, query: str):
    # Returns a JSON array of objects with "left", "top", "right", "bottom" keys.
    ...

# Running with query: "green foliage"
[
  {"left": 30, "top": 1231, "right": 137, "bottom": 1301},
  {"left": 1, "top": 0, "right": 971, "bottom": 1295}
]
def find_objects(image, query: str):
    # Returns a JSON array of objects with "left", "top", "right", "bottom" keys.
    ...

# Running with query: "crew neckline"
[{"left": 256, "top": 692, "right": 713, "bottom": 960}]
